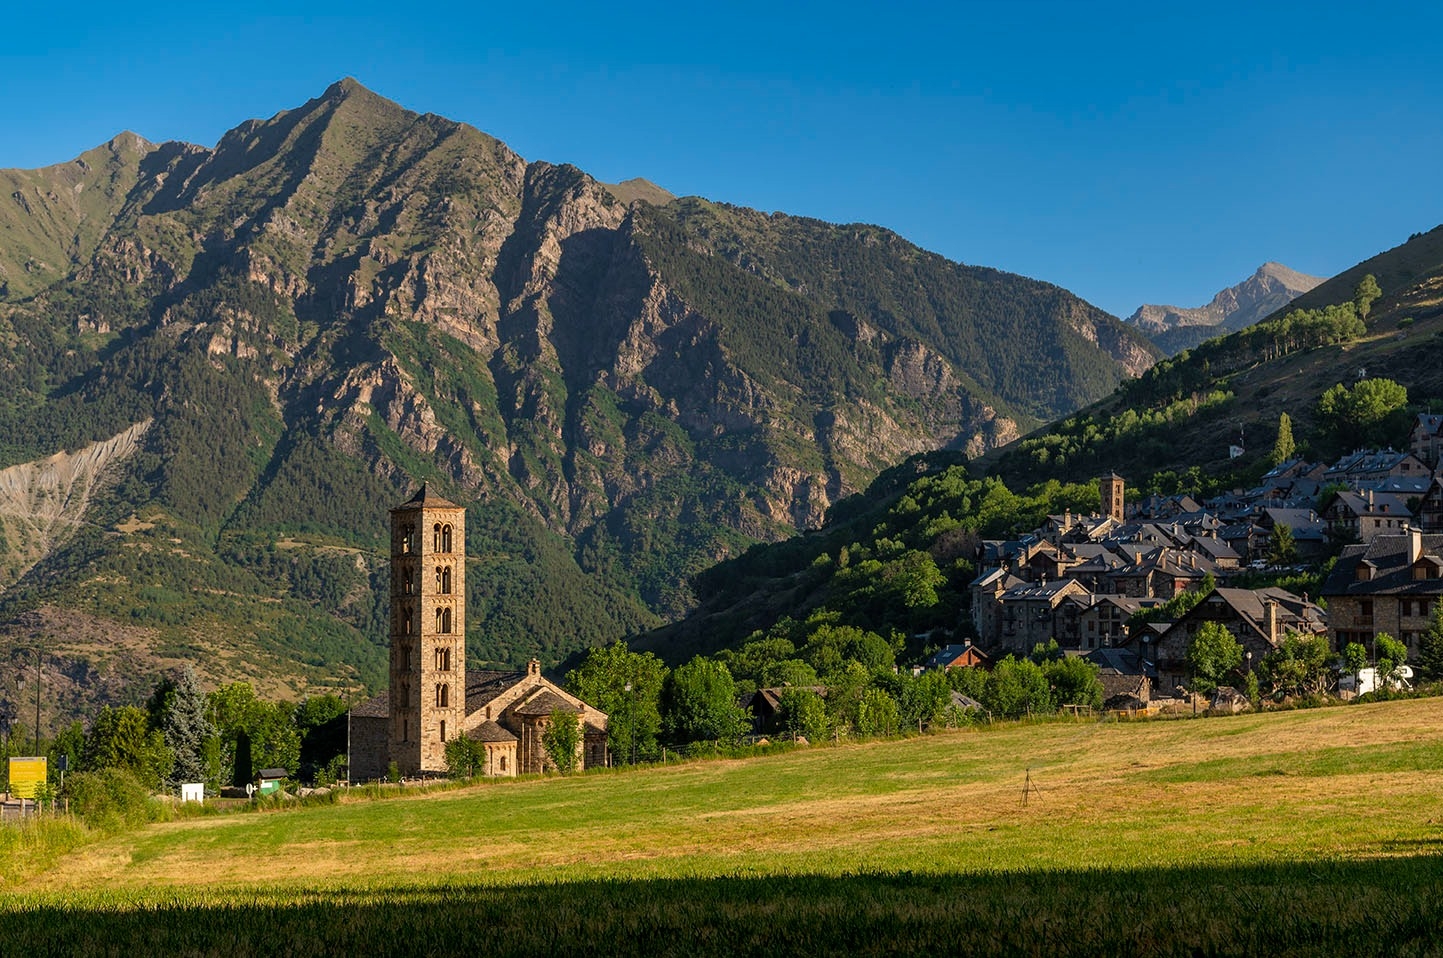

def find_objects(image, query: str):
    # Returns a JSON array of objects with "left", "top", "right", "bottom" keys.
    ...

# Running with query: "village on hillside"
[{"left": 948, "top": 412, "right": 1443, "bottom": 714}]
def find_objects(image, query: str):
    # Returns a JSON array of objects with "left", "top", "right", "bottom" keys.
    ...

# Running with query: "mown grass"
[{"left": 5, "top": 699, "right": 1443, "bottom": 955}]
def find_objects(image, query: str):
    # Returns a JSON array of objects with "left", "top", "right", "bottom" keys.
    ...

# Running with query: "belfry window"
[
  {"left": 440, "top": 720, "right": 447, "bottom": 742},
  {"left": 436, "top": 683, "right": 449, "bottom": 708},
  {"left": 435, "top": 647, "right": 451, "bottom": 671},
  {"left": 436, "top": 607, "right": 452, "bottom": 634},
  {"left": 401, "top": 524, "right": 415, "bottom": 554},
  {"left": 436, "top": 565, "right": 452, "bottom": 595}
]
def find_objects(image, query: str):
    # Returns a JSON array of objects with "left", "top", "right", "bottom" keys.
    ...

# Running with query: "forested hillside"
[
  {"left": 639, "top": 224, "right": 1443, "bottom": 665},
  {"left": 0, "top": 79, "right": 1156, "bottom": 730},
  {"left": 987, "top": 225, "right": 1443, "bottom": 487}
]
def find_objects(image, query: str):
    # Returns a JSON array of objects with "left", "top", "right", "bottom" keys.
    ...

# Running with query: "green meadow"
[{"left": 4, "top": 698, "right": 1443, "bottom": 955}]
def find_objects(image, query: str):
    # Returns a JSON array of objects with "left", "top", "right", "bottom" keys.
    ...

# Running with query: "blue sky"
[{"left": 3, "top": 2, "right": 1440, "bottom": 317}]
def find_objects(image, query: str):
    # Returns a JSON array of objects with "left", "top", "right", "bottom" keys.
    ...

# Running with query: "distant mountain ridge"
[
  {"left": 0, "top": 78, "right": 1158, "bottom": 728},
  {"left": 1127, "top": 262, "right": 1324, "bottom": 355}
]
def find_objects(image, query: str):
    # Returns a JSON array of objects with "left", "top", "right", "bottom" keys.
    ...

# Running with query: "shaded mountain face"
[
  {"left": 0, "top": 78, "right": 1157, "bottom": 723},
  {"left": 1127, "top": 262, "right": 1324, "bottom": 355}
]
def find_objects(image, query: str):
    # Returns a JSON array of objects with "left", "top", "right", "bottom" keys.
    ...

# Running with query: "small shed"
[{"left": 257, "top": 768, "right": 289, "bottom": 796}]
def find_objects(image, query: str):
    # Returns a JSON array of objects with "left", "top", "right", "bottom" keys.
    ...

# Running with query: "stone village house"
[{"left": 351, "top": 487, "right": 608, "bottom": 780}]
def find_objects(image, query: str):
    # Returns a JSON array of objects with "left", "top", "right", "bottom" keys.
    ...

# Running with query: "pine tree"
[
  {"left": 159, "top": 667, "right": 216, "bottom": 787},
  {"left": 1270, "top": 413, "right": 1296, "bottom": 466},
  {"left": 1417, "top": 603, "right": 1443, "bottom": 682}
]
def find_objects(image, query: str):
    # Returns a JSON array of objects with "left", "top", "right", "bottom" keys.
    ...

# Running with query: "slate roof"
[
  {"left": 1331, "top": 491, "right": 1412, "bottom": 519},
  {"left": 467, "top": 720, "right": 518, "bottom": 743},
  {"left": 1322, "top": 532, "right": 1443, "bottom": 597},
  {"left": 999, "top": 578, "right": 1086, "bottom": 602},
  {"left": 351, "top": 692, "right": 389, "bottom": 718},
  {"left": 465, "top": 669, "right": 527, "bottom": 713},
  {"left": 1261, "top": 508, "right": 1328, "bottom": 541},
  {"left": 511, "top": 689, "right": 583, "bottom": 716},
  {"left": 392, "top": 482, "right": 461, "bottom": 511}
]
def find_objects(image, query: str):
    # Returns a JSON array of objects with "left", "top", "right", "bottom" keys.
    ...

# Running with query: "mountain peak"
[
  {"left": 1126, "top": 262, "right": 1325, "bottom": 355},
  {"left": 324, "top": 76, "right": 370, "bottom": 100}
]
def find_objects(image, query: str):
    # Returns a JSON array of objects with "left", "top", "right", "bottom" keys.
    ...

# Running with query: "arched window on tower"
[
  {"left": 441, "top": 524, "right": 453, "bottom": 553},
  {"left": 440, "top": 566, "right": 452, "bottom": 594},
  {"left": 403, "top": 570, "right": 414, "bottom": 595},
  {"left": 403, "top": 608, "right": 413, "bottom": 635},
  {"left": 400, "top": 524, "right": 415, "bottom": 554},
  {"left": 440, "top": 719, "right": 447, "bottom": 742},
  {"left": 435, "top": 607, "right": 452, "bottom": 634},
  {"left": 435, "top": 647, "right": 451, "bottom": 671},
  {"left": 433, "top": 523, "right": 442, "bottom": 552},
  {"left": 436, "top": 683, "right": 449, "bottom": 708}
]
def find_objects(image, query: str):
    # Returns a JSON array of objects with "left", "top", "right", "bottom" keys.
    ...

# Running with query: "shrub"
[{"left": 65, "top": 768, "right": 164, "bottom": 832}]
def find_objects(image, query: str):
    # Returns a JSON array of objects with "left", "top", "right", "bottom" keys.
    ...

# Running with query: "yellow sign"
[{"left": 8, "top": 756, "right": 46, "bottom": 799}]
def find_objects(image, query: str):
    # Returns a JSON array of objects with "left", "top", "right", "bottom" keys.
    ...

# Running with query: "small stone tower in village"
[
  {"left": 1099, "top": 472, "right": 1126, "bottom": 521},
  {"left": 388, "top": 485, "right": 467, "bottom": 775}
]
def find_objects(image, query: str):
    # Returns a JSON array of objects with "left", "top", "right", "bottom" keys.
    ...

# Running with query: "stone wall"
[{"left": 350, "top": 714, "right": 390, "bottom": 782}]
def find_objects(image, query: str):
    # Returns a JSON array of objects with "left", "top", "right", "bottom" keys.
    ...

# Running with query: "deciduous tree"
[
  {"left": 1186, "top": 622, "right": 1243, "bottom": 695},
  {"left": 542, "top": 710, "right": 581, "bottom": 774},
  {"left": 566, "top": 641, "right": 667, "bottom": 764},
  {"left": 661, "top": 657, "right": 749, "bottom": 744}
]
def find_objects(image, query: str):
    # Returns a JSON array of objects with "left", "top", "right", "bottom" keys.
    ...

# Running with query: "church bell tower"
[{"left": 389, "top": 485, "right": 467, "bottom": 774}]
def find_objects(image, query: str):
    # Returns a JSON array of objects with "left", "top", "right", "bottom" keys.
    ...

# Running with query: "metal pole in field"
[{"left": 33, "top": 644, "right": 42, "bottom": 757}]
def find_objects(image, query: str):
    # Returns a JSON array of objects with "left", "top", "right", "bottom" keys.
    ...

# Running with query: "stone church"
[{"left": 350, "top": 486, "right": 608, "bottom": 780}]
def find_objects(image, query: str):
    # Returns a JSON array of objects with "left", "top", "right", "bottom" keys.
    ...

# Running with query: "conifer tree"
[
  {"left": 157, "top": 667, "right": 216, "bottom": 787},
  {"left": 1416, "top": 604, "right": 1443, "bottom": 682}
]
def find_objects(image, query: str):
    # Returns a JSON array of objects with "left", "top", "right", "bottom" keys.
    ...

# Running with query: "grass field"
[{"left": 4, "top": 699, "right": 1443, "bottom": 955}]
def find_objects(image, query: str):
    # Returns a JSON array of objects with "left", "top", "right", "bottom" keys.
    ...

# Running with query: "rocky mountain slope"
[
  {"left": 1127, "top": 262, "right": 1323, "bottom": 355},
  {"left": 0, "top": 79, "right": 1157, "bottom": 728}
]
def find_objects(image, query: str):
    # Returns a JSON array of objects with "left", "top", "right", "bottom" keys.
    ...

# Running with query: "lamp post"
[{"left": 623, "top": 682, "right": 634, "bottom": 766}]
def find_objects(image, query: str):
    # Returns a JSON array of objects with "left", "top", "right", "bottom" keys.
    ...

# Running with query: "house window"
[
  {"left": 1360, "top": 600, "right": 1374, "bottom": 623},
  {"left": 436, "top": 683, "right": 449, "bottom": 708}
]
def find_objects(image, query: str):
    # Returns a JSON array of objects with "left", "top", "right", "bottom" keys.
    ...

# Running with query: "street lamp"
[{"left": 623, "top": 682, "right": 635, "bottom": 766}]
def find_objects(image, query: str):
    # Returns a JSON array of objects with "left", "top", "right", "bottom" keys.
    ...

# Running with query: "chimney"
[
  {"left": 1409, "top": 524, "right": 1423, "bottom": 565},
  {"left": 528, "top": 658, "right": 541, "bottom": 678},
  {"left": 1263, "top": 598, "right": 1280, "bottom": 645}
]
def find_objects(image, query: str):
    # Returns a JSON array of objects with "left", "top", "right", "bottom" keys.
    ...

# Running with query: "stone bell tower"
[
  {"left": 1099, "top": 472, "right": 1126, "bottom": 522},
  {"left": 389, "top": 485, "right": 467, "bottom": 775}
]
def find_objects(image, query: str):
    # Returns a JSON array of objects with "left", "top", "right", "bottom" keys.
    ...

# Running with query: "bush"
[{"left": 65, "top": 768, "right": 164, "bottom": 832}]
